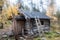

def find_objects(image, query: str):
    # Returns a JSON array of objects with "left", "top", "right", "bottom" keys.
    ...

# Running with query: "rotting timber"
[
  {"left": 12, "top": 10, "right": 50, "bottom": 40},
  {"left": 12, "top": 14, "right": 33, "bottom": 40},
  {"left": 12, "top": 15, "right": 25, "bottom": 40}
]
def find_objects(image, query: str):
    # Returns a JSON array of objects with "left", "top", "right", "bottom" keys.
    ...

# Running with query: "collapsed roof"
[{"left": 18, "top": 10, "right": 50, "bottom": 19}]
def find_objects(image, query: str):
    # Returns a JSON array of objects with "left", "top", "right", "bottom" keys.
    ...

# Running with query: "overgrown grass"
[{"left": 34, "top": 31, "right": 60, "bottom": 40}]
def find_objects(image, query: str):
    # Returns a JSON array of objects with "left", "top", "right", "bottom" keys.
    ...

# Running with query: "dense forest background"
[{"left": 0, "top": 0, "right": 60, "bottom": 40}]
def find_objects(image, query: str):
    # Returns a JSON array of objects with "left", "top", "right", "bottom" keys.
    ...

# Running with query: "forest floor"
[
  {"left": 0, "top": 27, "right": 60, "bottom": 40},
  {"left": 34, "top": 31, "right": 60, "bottom": 40},
  {"left": 0, "top": 30, "right": 60, "bottom": 40}
]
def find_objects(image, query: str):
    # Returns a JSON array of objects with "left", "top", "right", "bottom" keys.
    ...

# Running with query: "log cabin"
[{"left": 12, "top": 10, "right": 50, "bottom": 37}]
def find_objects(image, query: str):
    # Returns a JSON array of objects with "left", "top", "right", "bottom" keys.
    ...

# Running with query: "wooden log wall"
[{"left": 12, "top": 18, "right": 25, "bottom": 40}]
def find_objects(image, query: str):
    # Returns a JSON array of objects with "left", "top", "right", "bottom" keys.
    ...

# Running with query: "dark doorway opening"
[{"left": 41, "top": 21, "right": 44, "bottom": 25}]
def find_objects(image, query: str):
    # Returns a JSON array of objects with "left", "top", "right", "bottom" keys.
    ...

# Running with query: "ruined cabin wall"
[
  {"left": 30, "top": 19, "right": 50, "bottom": 32},
  {"left": 30, "top": 19, "right": 50, "bottom": 27},
  {"left": 40, "top": 19, "right": 50, "bottom": 26},
  {"left": 12, "top": 18, "right": 50, "bottom": 35},
  {"left": 40, "top": 19, "right": 50, "bottom": 31},
  {"left": 12, "top": 19, "right": 25, "bottom": 35}
]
